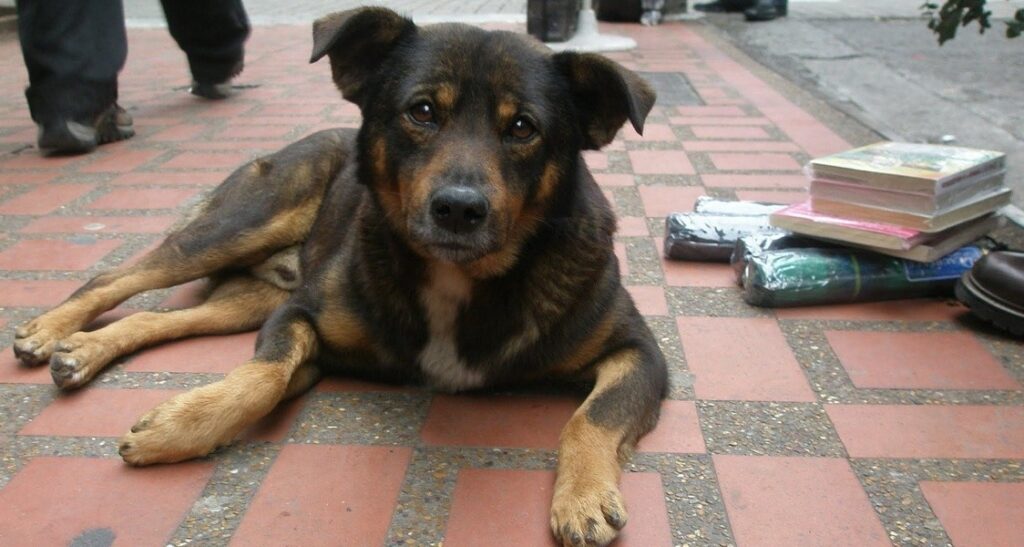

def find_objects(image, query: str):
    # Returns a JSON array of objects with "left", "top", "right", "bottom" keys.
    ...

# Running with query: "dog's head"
[{"left": 311, "top": 8, "right": 654, "bottom": 273}]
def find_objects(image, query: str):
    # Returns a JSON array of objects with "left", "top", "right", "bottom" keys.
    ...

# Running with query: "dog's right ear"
[{"left": 310, "top": 7, "right": 416, "bottom": 104}]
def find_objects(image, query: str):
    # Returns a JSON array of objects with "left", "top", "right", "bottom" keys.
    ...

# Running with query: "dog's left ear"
[
  {"left": 310, "top": 7, "right": 416, "bottom": 105},
  {"left": 553, "top": 52, "right": 656, "bottom": 150}
]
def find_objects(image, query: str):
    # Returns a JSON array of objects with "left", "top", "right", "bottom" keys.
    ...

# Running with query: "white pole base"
[{"left": 545, "top": 9, "right": 637, "bottom": 53}]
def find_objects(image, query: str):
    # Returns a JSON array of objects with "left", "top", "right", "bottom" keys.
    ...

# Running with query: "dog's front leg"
[
  {"left": 118, "top": 306, "right": 318, "bottom": 465},
  {"left": 550, "top": 347, "right": 665, "bottom": 547}
]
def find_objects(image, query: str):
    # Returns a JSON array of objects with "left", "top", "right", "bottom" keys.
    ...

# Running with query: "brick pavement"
[{"left": 1, "top": 16, "right": 1023, "bottom": 547}]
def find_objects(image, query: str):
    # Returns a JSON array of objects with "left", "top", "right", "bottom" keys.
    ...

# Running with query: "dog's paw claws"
[
  {"left": 12, "top": 323, "right": 63, "bottom": 365},
  {"left": 14, "top": 322, "right": 38, "bottom": 339},
  {"left": 48, "top": 335, "right": 110, "bottom": 389},
  {"left": 551, "top": 484, "right": 626, "bottom": 547},
  {"left": 49, "top": 353, "right": 83, "bottom": 389}
]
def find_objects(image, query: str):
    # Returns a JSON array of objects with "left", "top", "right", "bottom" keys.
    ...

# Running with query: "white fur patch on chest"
[{"left": 417, "top": 262, "right": 486, "bottom": 391}]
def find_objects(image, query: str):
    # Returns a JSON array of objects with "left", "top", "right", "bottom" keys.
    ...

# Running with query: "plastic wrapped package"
[
  {"left": 742, "top": 245, "right": 983, "bottom": 307},
  {"left": 664, "top": 213, "right": 781, "bottom": 261},
  {"left": 692, "top": 196, "right": 788, "bottom": 217},
  {"left": 730, "top": 231, "right": 836, "bottom": 284}
]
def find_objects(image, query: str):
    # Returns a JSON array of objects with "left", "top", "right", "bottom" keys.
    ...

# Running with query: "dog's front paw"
[
  {"left": 49, "top": 333, "right": 115, "bottom": 389},
  {"left": 119, "top": 389, "right": 232, "bottom": 466},
  {"left": 550, "top": 479, "right": 627, "bottom": 547},
  {"left": 13, "top": 318, "right": 65, "bottom": 365}
]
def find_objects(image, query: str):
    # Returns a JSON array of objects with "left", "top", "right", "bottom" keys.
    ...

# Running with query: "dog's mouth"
[
  {"left": 408, "top": 220, "right": 500, "bottom": 264},
  {"left": 422, "top": 238, "right": 493, "bottom": 263}
]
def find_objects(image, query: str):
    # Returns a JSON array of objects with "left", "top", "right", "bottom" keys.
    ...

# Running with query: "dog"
[{"left": 12, "top": 7, "right": 667, "bottom": 545}]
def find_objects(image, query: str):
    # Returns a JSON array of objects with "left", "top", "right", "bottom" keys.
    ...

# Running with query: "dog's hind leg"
[
  {"left": 118, "top": 304, "right": 319, "bottom": 465},
  {"left": 13, "top": 128, "right": 353, "bottom": 365},
  {"left": 47, "top": 275, "right": 290, "bottom": 389}
]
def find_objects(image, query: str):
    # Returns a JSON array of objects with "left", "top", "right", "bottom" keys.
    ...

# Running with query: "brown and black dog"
[{"left": 12, "top": 7, "right": 666, "bottom": 545}]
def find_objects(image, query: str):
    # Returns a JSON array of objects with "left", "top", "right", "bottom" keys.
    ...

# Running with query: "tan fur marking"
[
  {"left": 550, "top": 350, "right": 640, "bottom": 546},
  {"left": 435, "top": 84, "right": 457, "bottom": 111},
  {"left": 497, "top": 98, "right": 517, "bottom": 125},
  {"left": 316, "top": 305, "right": 372, "bottom": 353},
  {"left": 549, "top": 314, "right": 616, "bottom": 377},
  {"left": 49, "top": 276, "right": 288, "bottom": 389},
  {"left": 120, "top": 320, "right": 318, "bottom": 465}
]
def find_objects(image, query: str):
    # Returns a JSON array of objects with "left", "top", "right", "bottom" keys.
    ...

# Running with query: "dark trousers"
[{"left": 16, "top": 0, "right": 250, "bottom": 124}]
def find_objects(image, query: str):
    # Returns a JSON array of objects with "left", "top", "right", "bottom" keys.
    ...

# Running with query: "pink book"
[{"left": 769, "top": 200, "right": 924, "bottom": 250}]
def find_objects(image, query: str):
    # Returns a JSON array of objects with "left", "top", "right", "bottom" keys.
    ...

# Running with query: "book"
[
  {"left": 771, "top": 200, "right": 928, "bottom": 250},
  {"left": 835, "top": 215, "right": 1002, "bottom": 262},
  {"left": 807, "top": 141, "right": 1006, "bottom": 194},
  {"left": 809, "top": 170, "right": 1006, "bottom": 215},
  {"left": 809, "top": 187, "right": 1011, "bottom": 232},
  {"left": 769, "top": 200, "right": 1000, "bottom": 252}
]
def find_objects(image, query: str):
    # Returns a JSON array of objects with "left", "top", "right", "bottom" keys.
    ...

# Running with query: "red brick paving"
[
  {"left": 662, "top": 260, "right": 737, "bottom": 287},
  {"left": 708, "top": 152, "right": 803, "bottom": 171},
  {"left": 774, "top": 299, "right": 969, "bottom": 321},
  {"left": 422, "top": 395, "right": 578, "bottom": 449},
  {"left": 0, "top": 279, "right": 81, "bottom": 306},
  {"left": 638, "top": 185, "right": 705, "bottom": 217},
  {"left": 87, "top": 187, "right": 199, "bottom": 210},
  {"left": 626, "top": 285, "right": 669, "bottom": 316},
  {"left": 161, "top": 151, "right": 252, "bottom": 169},
  {"left": 0, "top": 238, "right": 123, "bottom": 271},
  {"left": 826, "top": 331, "right": 1018, "bottom": 390},
  {"left": 919, "top": 481, "right": 1024, "bottom": 547},
  {"left": 19, "top": 388, "right": 185, "bottom": 437},
  {"left": 714, "top": 455, "right": 889, "bottom": 546},
  {"left": 682, "top": 139, "right": 801, "bottom": 152},
  {"left": 123, "top": 331, "right": 258, "bottom": 373},
  {"left": 20, "top": 215, "right": 178, "bottom": 234},
  {"left": 0, "top": 183, "right": 94, "bottom": 214},
  {"left": 0, "top": 18, "right": 1019, "bottom": 547},
  {"left": 677, "top": 317, "right": 816, "bottom": 402},
  {"left": 79, "top": 148, "right": 163, "bottom": 173},
  {"left": 700, "top": 173, "right": 808, "bottom": 189},
  {"left": 827, "top": 405, "right": 1024, "bottom": 459},
  {"left": 636, "top": 400, "right": 706, "bottom": 453},
  {"left": 593, "top": 173, "right": 635, "bottom": 187},
  {"left": 230, "top": 445, "right": 412, "bottom": 547},
  {"left": 444, "top": 470, "right": 672, "bottom": 547},
  {"left": 0, "top": 349, "right": 52, "bottom": 383},
  {"left": 628, "top": 149, "right": 695, "bottom": 175},
  {"left": 691, "top": 125, "right": 770, "bottom": 139},
  {"left": 0, "top": 457, "right": 214, "bottom": 546}
]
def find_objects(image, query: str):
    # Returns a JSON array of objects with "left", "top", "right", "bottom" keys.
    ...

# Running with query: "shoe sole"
[{"left": 955, "top": 272, "right": 1024, "bottom": 336}]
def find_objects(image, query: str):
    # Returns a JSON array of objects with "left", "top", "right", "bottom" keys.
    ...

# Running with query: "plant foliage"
[{"left": 921, "top": 0, "right": 1024, "bottom": 43}]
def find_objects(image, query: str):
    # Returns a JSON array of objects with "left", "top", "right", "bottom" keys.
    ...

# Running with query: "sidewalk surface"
[{"left": 1, "top": 9, "right": 1024, "bottom": 547}]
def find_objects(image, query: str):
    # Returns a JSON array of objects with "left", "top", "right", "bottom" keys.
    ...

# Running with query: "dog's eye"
[
  {"left": 509, "top": 117, "right": 537, "bottom": 141},
  {"left": 409, "top": 102, "right": 436, "bottom": 125}
]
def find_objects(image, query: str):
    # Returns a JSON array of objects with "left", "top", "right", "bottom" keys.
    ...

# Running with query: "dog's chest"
[{"left": 417, "top": 263, "right": 486, "bottom": 391}]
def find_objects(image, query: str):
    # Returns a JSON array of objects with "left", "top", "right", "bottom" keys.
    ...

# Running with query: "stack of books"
[{"left": 770, "top": 141, "right": 1010, "bottom": 262}]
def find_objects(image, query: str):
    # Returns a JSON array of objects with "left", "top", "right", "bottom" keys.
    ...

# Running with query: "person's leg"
[
  {"left": 16, "top": 0, "right": 133, "bottom": 153},
  {"left": 159, "top": 0, "right": 250, "bottom": 99}
]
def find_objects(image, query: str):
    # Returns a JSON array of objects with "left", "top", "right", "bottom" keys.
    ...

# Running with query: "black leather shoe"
[
  {"left": 37, "top": 104, "right": 134, "bottom": 155},
  {"left": 956, "top": 250, "right": 1024, "bottom": 336}
]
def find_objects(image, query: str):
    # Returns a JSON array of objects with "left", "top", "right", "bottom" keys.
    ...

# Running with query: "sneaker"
[{"left": 37, "top": 104, "right": 134, "bottom": 155}]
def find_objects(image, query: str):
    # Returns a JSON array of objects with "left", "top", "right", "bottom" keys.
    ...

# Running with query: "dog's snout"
[{"left": 430, "top": 186, "right": 489, "bottom": 234}]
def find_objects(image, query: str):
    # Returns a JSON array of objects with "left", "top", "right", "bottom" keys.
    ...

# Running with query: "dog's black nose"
[{"left": 430, "top": 186, "right": 489, "bottom": 234}]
